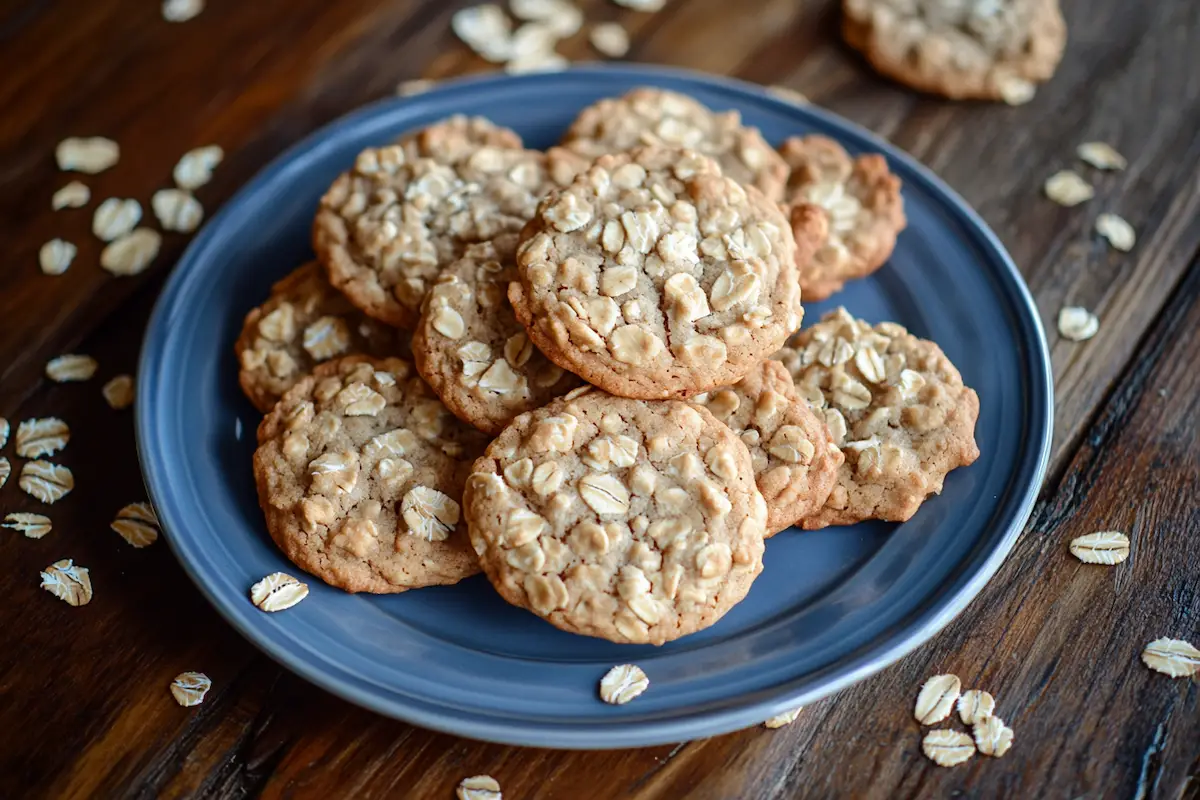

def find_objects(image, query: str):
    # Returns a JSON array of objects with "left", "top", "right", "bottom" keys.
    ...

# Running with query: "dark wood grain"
[{"left": 0, "top": 0, "right": 1198, "bottom": 798}]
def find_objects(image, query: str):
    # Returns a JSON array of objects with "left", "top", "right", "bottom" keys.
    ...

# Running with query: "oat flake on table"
[
  {"left": 173, "top": 145, "right": 224, "bottom": 190},
  {"left": 39, "top": 239, "right": 76, "bottom": 276},
  {"left": 40, "top": 559, "right": 92, "bottom": 606},
  {"left": 1044, "top": 170, "right": 1094, "bottom": 207},
  {"left": 1077, "top": 142, "right": 1127, "bottom": 171},
  {"left": 1095, "top": 213, "right": 1135, "bottom": 252},
  {"left": 997, "top": 76, "right": 1036, "bottom": 106},
  {"left": 170, "top": 671, "right": 212, "bottom": 706},
  {"left": 763, "top": 706, "right": 804, "bottom": 729},
  {"left": 15, "top": 417, "right": 70, "bottom": 459},
  {"left": 102, "top": 374, "right": 136, "bottom": 409},
  {"left": 1141, "top": 637, "right": 1200, "bottom": 678},
  {"left": 914, "top": 673, "right": 961, "bottom": 725},
  {"left": 1069, "top": 530, "right": 1130, "bottom": 565},
  {"left": 101, "top": 228, "right": 162, "bottom": 276},
  {"left": 452, "top": 5, "right": 514, "bottom": 62},
  {"left": 396, "top": 78, "right": 436, "bottom": 97},
  {"left": 957, "top": 689, "right": 995, "bottom": 726},
  {"left": 456, "top": 775, "right": 502, "bottom": 800},
  {"left": 3, "top": 512, "right": 53, "bottom": 539},
  {"left": 0, "top": 416, "right": 8, "bottom": 448},
  {"left": 1057, "top": 306, "right": 1099, "bottom": 342},
  {"left": 506, "top": 50, "right": 569, "bottom": 74},
  {"left": 111, "top": 502, "right": 161, "bottom": 547},
  {"left": 46, "top": 354, "right": 98, "bottom": 382},
  {"left": 56, "top": 137, "right": 119, "bottom": 174},
  {"left": 614, "top": 0, "right": 666, "bottom": 11},
  {"left": 92, "top": 198, "right": 143, "bottom": 242},
  {"left": 250, "top": 572, "right": 309, "bottom": 612},
  {"left": 600, "top": 664, "right": 649, "bottom": 705},
  {"left": 590, "top": 23, "right": 630, "bottom": 57},
  {"left": 0, "top": 457, "right": 9, "bottom": 490},
  {"left": 52, "top": 181, "right": 90, "bottom": 210},
  {"left": 163, "top": 0, "right": 204, "bottom": 22},
  {"left": 152, "top": 188, "right": 204, "bottom": 233},
  {"left": 973, "top": 715, "right": 1014, "bottom": 757},
  {"left": 20, "top": 461, "right": 74, "bottom": 504},
  {"left": 921, "top": 729, "right": 975, "bottom": 767},
  {"left": 767, "top": 85, "right": 809, "bottom": 105}
]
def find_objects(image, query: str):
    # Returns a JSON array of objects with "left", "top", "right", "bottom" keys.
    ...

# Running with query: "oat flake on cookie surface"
[
  {"left": 561, "top": 88, "right": 790, "bottom": 202},
  {"left": 841, "top": 0, "right": 1067, "bottom": 102},
  {"left": 253, "top": 356, "right": 489, "bottom": 594},
  {"left": 313, "top": 115, "right": 579, "bottom": 330},
  {"left": 236, "top": 262, "right": 408, "bottom": 413},
  {"left": 511, "top": 145, "right": 805, "bottom": 399},
  {"left": 776, "top": 308, "right": 980, "bottom": 528},
  {"left": 463, "top": 388, "right": 767, "bottom": 645}
]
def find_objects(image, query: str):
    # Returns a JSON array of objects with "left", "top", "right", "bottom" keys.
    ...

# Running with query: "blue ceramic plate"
[{"left": 137, "top": 65, "right": 1052, "bottom": 749}]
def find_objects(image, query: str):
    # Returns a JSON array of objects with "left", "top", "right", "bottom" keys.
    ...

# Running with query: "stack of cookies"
[{"left": 239, "top": 88, "right": 980, "bottom": 646}]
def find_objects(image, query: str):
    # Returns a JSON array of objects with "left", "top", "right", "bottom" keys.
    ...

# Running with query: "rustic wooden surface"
[{"left": 1, "top": 0, "right": 1197, "bottom": 797}]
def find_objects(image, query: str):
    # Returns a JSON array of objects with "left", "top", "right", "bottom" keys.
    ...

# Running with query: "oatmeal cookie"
[
  {"left": 313, "top": 116, "right": 573, "bottom": 329},
  {"left": 693, "top": 360, "right": 843, "bottom": 534},
  {"left": 510, "top": 146, "right": 806, "bottom": 399},
  {"left": 780, "top": 135, "right": 905, "bottom": 301},
  {"left": 841, "top": 0, "right": 1067, "bottom": 103},
  {"left": 411, "top": 233, "right": 582, "bottom": 435},
  {"left": 562, "top": 87, "right": 790, "bottom": 202},
  {"left": 253, "top": 356, "right": 490, "bottom": 593},
  {"left": 463, "top": 388, "right": 766, "bottom": 645},
  {"left": 236, "top": 262, "right": 409, "bottom": 412},
  {"left": 775, "top": 308, "right": 980, "bottom": 528}
]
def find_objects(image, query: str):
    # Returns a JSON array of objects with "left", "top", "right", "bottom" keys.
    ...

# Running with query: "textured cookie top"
[
  {"left": 236, "top": 262, "right": 407, "bottom": 412},
  {"left": 253, "top": 356, "right": 490, "bottom": 593},
  {"left": 510, "top": 146, "right": 802, "bottom": 399},
  {"left": 463, "top": 389, "right": 766, "bottom": 645},
  {"left": 692, "top": 359, "right": 844, "bottom": 535},
  {"left": 776, "top": 308, "right": 980, "bottom": 528},
  {"left": 781, "top": 135, "right": 906, "bottom": 301},
  {"left": 562, "top": 88, "right": 790, "bottom": 202},
  {"left": 411, "top": 234, "right": 582, "bottom": 435},
  {"left": 842, "top": 0, "right": 1067, "bottom": 102},
  {"left": 313, "top": 116, "right": 567, "bottom": 329}
]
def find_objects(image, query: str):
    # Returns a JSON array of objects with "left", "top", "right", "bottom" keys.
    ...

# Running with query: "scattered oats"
[
  {"left": 914, "top": 673, "right": 961, "bottom": 725},
  {"left": 111, "top": 502, "right": 161, "bottom": 547},
  {"left": 767, "top": 85, "right": 809, "bottom": 105},
  {"left": 600, "top": 664, "right": 649, "bottom": 704},
  {"left": 250, "top": 572, "right": 310, "bottom": 612},
  {"left": 101, "top": 228, "right": 162, "bottom": 276},
  {"left": 20, "top": 461, "right": 74, "bottom": 504},
  {"left": 456, "top": 775, "right": 502, "bottom": 800},
  {"left": 46, "top": 354, "right": 98, "bottom": 382},
  {"left": 56, "top": 137, "right": 119, "bottom": 174},
  {"left": 39, "top": 239, "right": 76, "bottom": 275},
  {"left": 102, "top": 374, "right": 136, "bottom": 409},
  {"left": 957, "top": 689, "right": 995, "bottom": 726},
  {"left": 613, "top": 0, "right": 666, "bottom": 11},
  {"left": 92, "top": 197, "right": 143, "bottom": 242},
  {"left": 152, "top": 188, "right": 204, "bottom": 233},
  {"left": 0, "top": 417, "right": 7, "bottom": 448},
  {"left": 173, "top": 145, "right": 224, "bottom": 190},
  {"left": 397, "top": 78, "right": 436, "bottom": 97},
  {"left": 1077, "top": 142, "right": 1127, "bottom": 171},
  {"left": 763, "top": 706, "right": 803, "bottom": 728},
  {"left": 590, "top": 23, "right": 630, "bottom": 57},
  {"left": 1069, "top": 530, "right": 1130, "bottom": 565},
  {"left": 15, "top": 417, "right": 70, "bottom": 458},
  {"left": 1141, "top": 637, "right": 1200, "bottom": 678},
  {"left": 512, "top": 0, "right": 582, "bottom": 35},
  {"left": 1096, "top": 213, "right": 1135, "bottom": 252},
  {"left": 170, "top": 671, "right": 212, "bottom": 706},
  {"left": 40, "top": 559, "right": 92, "bottom": 606},
  {"left": 1057, "top": 306, "right": 1099, "bottom": 342},
  {"left": 452, "top": 4, "right": 514, "bottom": 63},
  {"left": 3, "top": 512, "right": 52, "bottom": 539},
  {"left": 52, "top": 181, "right": 91, "bottom": 210},
  {"left": 0, "top": 457, "right": 8, "bottom": 489},
  {"left": 997, "top": 75, "right": 1036, "bottom": 106},
  {"left": 505, "top": 50, "right": 569, "bottom": 74},
  {"left": 1044, "top": 170, "right": 1094, "bottom": 207},
  {"left": 921, "top": 729, "right": 975, "bottom": 767},
  {"left": 163, "top": 0, "right": 204, "bottom": 22},
  {"left": 973, "top": 715, "right": 1014, "bottom": 757}
]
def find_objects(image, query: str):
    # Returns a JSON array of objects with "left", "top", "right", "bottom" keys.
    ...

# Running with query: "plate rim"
[{"left": 136, "top": 63, "right": 1054, "bottom": 749}]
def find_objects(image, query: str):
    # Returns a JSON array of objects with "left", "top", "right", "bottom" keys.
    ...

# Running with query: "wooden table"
[{"left": 2, "top": 1, "right": 1198, "bottom": 797}]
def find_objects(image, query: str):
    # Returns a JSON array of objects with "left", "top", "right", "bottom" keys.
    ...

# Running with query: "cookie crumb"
[
  {"left": 956, "top": 689, "right": 995, "bottom": 726},
  {"left": 997, "top": 75, "right": 1036, "bottom": 106},
  {"left": 600, "top": 664, "right": 649, "bottom": 704},
  {"left": 39, "top": 239, "right": 76, "bottom": 275},
  {"left": 111, "top": 502, "right": 161, "bottom": 548},
  {"left": 914, "top": 673, "right": 961, "bottom": 725},
  {"left": 173, "top": 145, "right": 224, "bottom": 190},
  {"left": 1057, "top": 306, "right": 1099, "bottom": 342},
  {"left": 101, "top": 228, "right": 162, "bottom": 276},
  {"left": 250, "top": 572, "right": 310, "bottom": 612},
  {"left": 56, "top": 137, "right": 119, "bottom": 174},
  {"left": 1095, "top": 213, "right": 1135, "bottom": 252},
  {"left": 40, "top": 559, "right": 92, "bottom": 606},
  {"left": 1069, "top": 530, "right": 1129, "bottom": 565},
  {"left": 1141, "top": 637, "right": 1200, "bottom": 678},
  {"left": 52, "top": 181, "right": 90, "bottom": 210},
  {"left": 921, "top": 729, "right": 975, "bottom": 767},
  {"left": 590, "top": 23, "right": 630, "bottom": 58},
  {"left": 973, "top": 715, "right": 1013, "bottom": 757},
  {"left": 46, "top": 355, "right": 98, "bottom": 382},
  {"left": 170, "top": 671, "right": 212, "bottom": 706},
  {"left": 3, "top": 512, "right": 52, "bottom": 539},
  {"left": 456, "top": 775, "right": 501, "bottom": 800},
  {"left": 1077, "top": 142, "right": 1126, "bottom": 171},
  {"left": 1044, "top": 171, "right": 1093, "bottom": 207},
  {"left": 763, "top": 706, "right": 803, "bottom": 728},
  {"left": 102, "top": 374, "right": 136, "bottom": 409}
]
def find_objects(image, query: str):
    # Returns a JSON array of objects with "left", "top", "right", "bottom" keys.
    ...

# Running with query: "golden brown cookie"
[
  {"left": 411, "top": 234, "right": 582, "bottom": 435},
  {"left": 841, "top": 0, "right": 1067, "bottom": 103},
  {"left": 775, "top": 308, "right": 980, "bottom": 528},
  {"left": 253, "top": 356, "right": 490, "bottom": 593},
  {"left": 235, "top": 262, "right": 409, "bottom": 412},
  {"left": 510, "top": 145, "right": 807, "bottom": 400},
  {"left": 561, "top": 87, "right": 790, "bottom": 202},
  {"left": 780, "top": 135, "right": 905, "bottom": 301},
  {"left": 463, "top": 388, "right": 767, "bottom": 645},
  {"left": 693, "top": 360, "right": 843, "bottom": 535}
]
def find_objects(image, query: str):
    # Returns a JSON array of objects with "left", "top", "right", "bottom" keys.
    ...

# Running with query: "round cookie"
[
  {"left": 236, "top": 262, "right": 409, "bottom": 412},
  {"left": 780, "top": 135, "right": 906, "bottom": 301},
  {"left": 313, "top": 116, "right": 569, "bottom": 330},
  {"left": 692, "top": 359, "right": 843, "bottom": 535},
  {"left": 561, "top": 87, "right": 790, "bottom": 202},
  {"left": 775, "top": 308, "right": 980, "bottom": 529},
  {"left": 253, "top": 355, "right": 490, "bottom": 593},
  {"left": 463, "top": 388, "right": 767, "bottom": 645},
  {"left": 510, "top": 145, "right": 805, "bottom": 400},
  {"left": 841, "top": 0, "right": 1067, "bottom": 103},
  {"left": 411, "top": 234, "right": 583, "bottom": 435}
]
